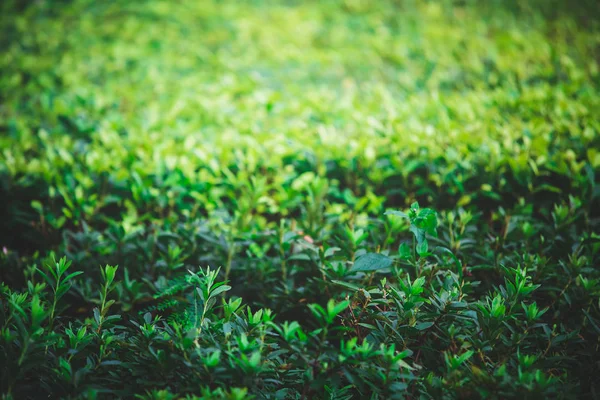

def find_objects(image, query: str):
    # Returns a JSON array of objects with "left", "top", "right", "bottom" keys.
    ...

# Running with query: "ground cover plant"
[{"left": 1, "top": 0, "right": 600, "bottom": 398}]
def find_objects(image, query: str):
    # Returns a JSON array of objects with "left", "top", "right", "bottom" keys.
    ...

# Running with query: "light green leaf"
[{"left": 209, "top": 285, "right": 232, "bottom": 299}]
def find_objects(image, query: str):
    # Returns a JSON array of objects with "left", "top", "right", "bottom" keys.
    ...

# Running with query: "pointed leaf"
[
  {"left": 385, "top": 210, "right": 409, "bottom": 219},
  {"left": 350, "top": 253, "right": 393, "bottom": 273},
  {"left": 331, "top": 280, "right": 361, "bottom": 292},
  {"left": 209, "top": 285, "right": 232, "bottom": 299}
]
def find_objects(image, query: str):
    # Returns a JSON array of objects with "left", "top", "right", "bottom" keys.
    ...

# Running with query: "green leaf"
[
  {"left": 414, "top": 208, "right": 438, "bottom": 237},
  {"left": 57, "top": 257, "right": 73, "bottom": 276},
  {"left": 415, "top": 321, "right": 434, "bottom": 330},
  {"left": 331, "top": 280, "right": 361, "bottom": 291},
  {"left": 326, "top": 299, "right": 350, "bottom": 323},
  {"left": 409, "top": 225, "right": 426, "bottom": 245},
  {"left": 457, "top": 350, "right": 474, "bottom": 365},
  {"left": 64, "top": 271, "right": 84, "bottom": 282},
  {"left": 385, "top": 210, "right": 409, "bottom": 219},
  {"left": 104, "top": 265, "right": 118, "bottom": 287},
  {"left": 582, "top": 309, "right": 600, "bottom": 335},
  {"left": 36, "top": 268, "right": 54, "bottom": 287},
  {"left": 308, "top": 303, "right": 327, "bottom": 321},
  {"left": 399, "top": 242, "right": 412, "bottom": 259},
  {"left": 416, "top": 238, "right": 429, "bottom": 256},
  {"left": 350, "top": 253, "right": 393, "bottom": 273},
  {"left": 103, "top": 299, "right": 116, "bottom": 311},
  {"left": 248, "top": 351, "right": 261, "bottom": 368},
  {"left": 31, "top": 200, "right": 43, "bottom": 213},
  {"left": 30, "top": 295, "right": 46, "bottom": 328},
  {"left": 209, "top": 285, "right": 232, "bottom": 299}
]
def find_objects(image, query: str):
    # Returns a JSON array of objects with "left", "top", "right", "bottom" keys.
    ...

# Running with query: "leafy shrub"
[{"left": 1, "top": 0, "right": 599, "bottom": 398}]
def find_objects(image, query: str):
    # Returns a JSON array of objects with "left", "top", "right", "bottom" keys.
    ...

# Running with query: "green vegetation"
[{"left": 1, "top": 0, "right": 599, "bottom": 398}]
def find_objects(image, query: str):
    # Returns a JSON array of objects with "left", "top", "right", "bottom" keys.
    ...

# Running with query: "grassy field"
[{"left": 1, "top": 0, "right": 600, "bottom": 398}]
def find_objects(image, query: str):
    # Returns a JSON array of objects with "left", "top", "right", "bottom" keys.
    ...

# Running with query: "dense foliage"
[{"left": 1, "top": 0, "right": 599, "bottom": 398}]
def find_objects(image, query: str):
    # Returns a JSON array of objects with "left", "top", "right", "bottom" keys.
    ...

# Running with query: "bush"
[{"left": 1, "top": 0, "right": 599, "bottom": 398}]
